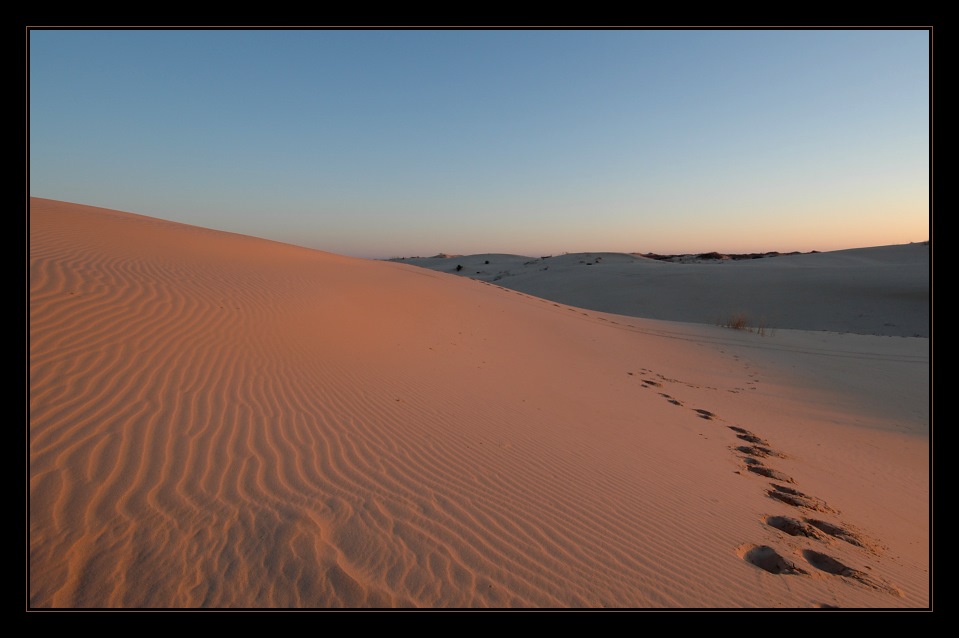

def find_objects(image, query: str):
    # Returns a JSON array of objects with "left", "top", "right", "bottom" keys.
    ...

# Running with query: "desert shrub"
[
  {"left": 722, "top": 313, "right": 775, "bottom": 336},
  {"left": 725, "top": 313, "right": 749, "bottom": 330}
]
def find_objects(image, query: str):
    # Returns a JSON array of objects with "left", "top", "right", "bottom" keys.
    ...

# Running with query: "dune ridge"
[
  {"left": 29, "top": 198, "right": 929, "bottom": 608},
  {"left": 394, "top": 244, "right": 929, "bottom": 338}
]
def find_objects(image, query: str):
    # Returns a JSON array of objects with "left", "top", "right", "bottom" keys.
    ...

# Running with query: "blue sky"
[{"left": 29, "top": 28, "right": 930, "bottom": 259}]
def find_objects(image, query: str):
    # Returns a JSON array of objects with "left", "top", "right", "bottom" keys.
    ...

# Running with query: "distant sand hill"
[{"left": 392, "top": 244, "right": 929, "bottom": 337}]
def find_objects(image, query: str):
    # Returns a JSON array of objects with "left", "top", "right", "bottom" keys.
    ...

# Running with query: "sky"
[{"left": 29, "top": 28, "right": 930, "bottom": 259}]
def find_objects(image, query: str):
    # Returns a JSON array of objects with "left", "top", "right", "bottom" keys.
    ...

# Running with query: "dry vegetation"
[{"left": 723, "top": 313, "right": 774, "bottom": 337}]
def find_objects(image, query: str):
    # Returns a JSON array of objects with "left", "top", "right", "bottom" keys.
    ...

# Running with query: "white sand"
[{"left": 396, "top": 245, "right": 929, "bottom": 338}]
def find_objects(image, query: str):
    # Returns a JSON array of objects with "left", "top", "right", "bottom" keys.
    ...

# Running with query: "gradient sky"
[{"left": 29, "top": 28, "right": 930, "bottom": 259}]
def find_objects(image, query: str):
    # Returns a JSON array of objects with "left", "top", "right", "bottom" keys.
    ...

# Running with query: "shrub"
[
  {"left": 723, "top": 313, "right": 774, "bottom": 336},
  {"left": 725, "top": 313, "right": 749, "bottom": 330}
]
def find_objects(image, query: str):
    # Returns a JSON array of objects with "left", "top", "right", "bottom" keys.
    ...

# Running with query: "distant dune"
[
  {"left": 29, "top": 198, "right": 929, "bottom": 608},
  {"left": 392, "top": 244, "right": 930, "bottom": 338}
]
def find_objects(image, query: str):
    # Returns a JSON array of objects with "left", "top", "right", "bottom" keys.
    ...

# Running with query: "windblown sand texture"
[{"left": 29, "top": 198, "right": 929, "bottom": 608}]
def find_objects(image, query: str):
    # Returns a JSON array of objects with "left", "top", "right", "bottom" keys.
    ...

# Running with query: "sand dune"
[
  {"left": 28, "top": 198, "right": 929, "bottom": 608},
  {"left": 395, "top": 245, "right": 929, "bottom": 338}
]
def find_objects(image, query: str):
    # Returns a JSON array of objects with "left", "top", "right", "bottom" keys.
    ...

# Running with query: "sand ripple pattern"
[
  {"left": 26, "top": 202, "right": 699, "bottom": 607},
  {"left": 28, "top": 200, "right": 928, "bottom": 608}
]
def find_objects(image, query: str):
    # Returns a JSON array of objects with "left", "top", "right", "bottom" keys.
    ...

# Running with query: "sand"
[
  {"left": 395, "top": 245, "right": 930, "bottom": 338},
  {"left": 28, "top": 198, "right": 930, "bottom": 609}
]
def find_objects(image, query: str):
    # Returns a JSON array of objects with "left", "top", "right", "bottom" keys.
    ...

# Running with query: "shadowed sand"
[
  {"left": 395, "top": 245, "right": 929, "bottom": 338},
  {"left": 29, "top": 198, "right": 929, "bottom": 608}
]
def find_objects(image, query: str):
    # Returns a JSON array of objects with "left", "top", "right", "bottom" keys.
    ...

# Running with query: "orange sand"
[{"left": 28, "top": 198, "right": 929, "bottom": 608}]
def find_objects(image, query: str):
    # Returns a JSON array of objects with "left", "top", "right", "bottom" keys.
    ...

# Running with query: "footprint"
[
  {"left": 747, "top": 465, "right": 795, "bottom": 483},
  {"left": 736, "top": 433, "right": 770, "bottom": 445},
  {"left": 764, "top": 515, "right": 827, "bottom": 540},
  {"left": 738, "top": 544, "right": 808, "bottom": 575},
  {"left": 735, "top": 444, "right": 786, "bottom": 459},
  {"left": 642, "top": 379, "right": 662, "bottom": 387},
  {"left": 727, "top": 426, "right": 771, "bottom": 446},
  {"left": 658, "top": 393, "right": 683, "bottom": 406},
  {"left": 801, "top": 550, "right": 901, "bottom": 596},
  {"left": 805, "top": 519, "right": 881, "bottom": 554},
  {"left": 694, "top": 409, "right": 715, "bottom": 420},
  {"left": 767, "top": 484, "right": 836, "bottom": 514},
  {"left": 802, "top": 550, "right": 857, "bottom": 576}
]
